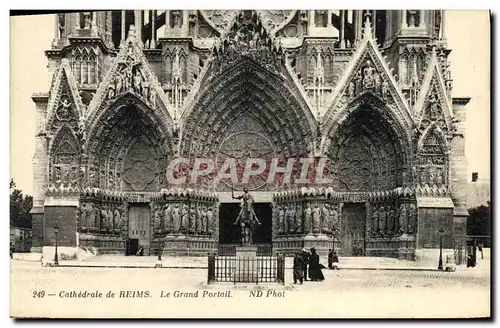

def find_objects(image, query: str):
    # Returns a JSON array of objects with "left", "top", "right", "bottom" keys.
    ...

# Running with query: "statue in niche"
[
  {"left": 107, "top": 86, "right": 115, "bottom": 101},
  {"left": 206, "top": 207, "right": 213, "bottom": 234},
  {"left": 142, "top": 78, "right": 150, "bottom": 100},
  {"left": 428, "top": 167, "right": 436, "bottom": 185},
  {"left": 115, "top": 70, "right": 123, "bottom": 95},
  {"left": 378, "top": 206, "right": 386, "bottom": 233},
  {"left": 100, "top": 205, "right": 108, "bottom": 233},
  {"left": 321, "top": 203, "right": 330, "bottom": 233},
  {"left": 172, "top": 203, "right": 181, "bottom": 233},
  {"left": 295, "top": 203, "right": 303, "bottom": 233},
  {"left": 83, "top": 12, "right": 92, "bottom": 29},
  {"left": 362, "top": 60, "right": 376, "bottom": 90},
  {"left": 121, "top": 208, "right": 128, "bottom": 235},
  {"left": 133, "top": 70, "right": 142, "bottom": 95},
  {"left": 398, "top": 204, "right": 406, "bottom": 235},
  {"left": 387, "top": 205, "right": 395, "bottom": 232},
  {"left": 164, "top": 204, "right": 172, "bottom": 232},
  {"left": 436, "top": 167, "right": 443, "bottom": 185},
  {"left": 312, "top": 203, "right": 321, "bottom": 233},
  {"left": 58, "top": 14, "right": 65, "bottom": 39},
  {"left": 408, "top": 204, "right": 416, "bottom": 234},
  {"left": 196, "top": 204, "right": 203, "bottom": 234},
  {"left": 125, "top": 66, "right": 133, "bottom": 91},
  {"left": 107, "top": 207, "right": 114, "bottom": 231},
  {"left": 287, "top": 203, "right": 295, "bottom": 233},
  {"left": 189, "top": 203, "right": 197, "bottom": 233},
  {"left": 79, "top": 204, "right": 87, "bottom": 232},
  {"left": 303, "top": 203, "right": 312, "bottom": 234},
  {"left": 381, "top": 80, "right": 389, "bottom": 99},
  {"left": 113, "top": 207, "right": 121, "bottom": 233},
  {"left": 278, "top": 205, "right": 285, "bottom": 234},
  {"left": 420, "top": 169, "right": 427, "bottom": 185},
  {"left": 181, "top": 203, "right": 189, "bottom": 232},
  {"left": 371, "top": 208, "right": 379, "bottom": 235},
  {"left": 154, "top": 206, "right": 161, "bottom": 230},
  {"left": 354, "top": 70, "right": 363, "bottom": 93},
  {"left": 172, "top": 11, "right": 182, "bottom": 28},
  {"left": 347, "top": 81, "right": 355, "bottom": 98},
  {"left": 201, "top": 206, "right": 208, "bottom": 234},
  {"left": 87, "top": 204, "right": 96, "bottom": 231},
  {"left": 374, "top": 73, "right": 381, "bottom": 94},
  {"left": 282, "top": 204, "right": 289, "bottom": 233},
  {"left": 330, "top": 206, "right": 339, "bottom": 232}
]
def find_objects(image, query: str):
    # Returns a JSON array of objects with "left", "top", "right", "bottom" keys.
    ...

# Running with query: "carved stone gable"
[
  {"left": 419, "top": 85, "right": 448, "bottom": 133},
  {"left": 212, "top": 10, "right": 285, "bottom": 76}
]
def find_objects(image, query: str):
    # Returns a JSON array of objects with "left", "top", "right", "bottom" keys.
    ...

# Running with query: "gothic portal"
[{"left": 31, "top": 10, "right": 469, "bottom": 259}]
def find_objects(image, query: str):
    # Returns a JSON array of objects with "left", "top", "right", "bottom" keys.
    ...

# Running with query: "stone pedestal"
[
  {"left": 234, "top": 246, "right": 258, "bottom": 283},
  {"left": 235, "top": 246, "right": 257, "bottom": 258}
]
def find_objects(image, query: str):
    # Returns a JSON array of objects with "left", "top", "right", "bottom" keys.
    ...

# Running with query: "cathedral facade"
[{"left": 30, "top": 10, "right": 469, "bottom": 259}]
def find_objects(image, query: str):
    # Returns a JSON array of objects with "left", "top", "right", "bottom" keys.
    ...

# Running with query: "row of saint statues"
[{"left": 153, "top": 202, "right": 217, "bottom": 235}]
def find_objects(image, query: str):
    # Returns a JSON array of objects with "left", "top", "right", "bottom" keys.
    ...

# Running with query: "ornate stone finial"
[
  {"left": 127, "top": 25, "right": 136, "bottom": 40},
  {"left": 363, "top": 13, "right": 373, "bottom": 40}
]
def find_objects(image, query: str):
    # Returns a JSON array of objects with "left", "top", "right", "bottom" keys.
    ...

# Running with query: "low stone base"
[
  {"left": 159, "top": 235, "right": 217, "bottom": 256},
  {"left": 273, "top": 234, "right": 332, "bottom": 258},
  {"left": 235, "top": 246, "right": 257, "bottom": 258}
]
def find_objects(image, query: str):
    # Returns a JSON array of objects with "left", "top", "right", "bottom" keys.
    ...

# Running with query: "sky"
[{"left": 9, "top": 11, "right": 491, "bottom": 195}]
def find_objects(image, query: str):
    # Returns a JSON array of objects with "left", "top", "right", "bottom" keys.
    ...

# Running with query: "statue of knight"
[{"left": 232, "top": 187, "right": 261, "bottom": 246}]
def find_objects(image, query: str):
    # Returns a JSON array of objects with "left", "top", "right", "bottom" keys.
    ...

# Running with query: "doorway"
[
  {"left": 218, "top": 203, "right": 272, "bottom": 244},
  {"left": 341, "top": 203, "right": 366, "bottom": 256},
  {"left": 127, "top": 203, "right": 151, "bottom": 256}
]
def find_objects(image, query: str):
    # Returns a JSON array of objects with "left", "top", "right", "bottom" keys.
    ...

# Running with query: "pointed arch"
[
  {"left": 49, "top": 125, "right": 81, "bottom": 188},
  {"left": 415, "top": 123, "right": 449, "bottom": 188},
  {"left": 179, "top": 58, "right": 316, "bottom": 168}
]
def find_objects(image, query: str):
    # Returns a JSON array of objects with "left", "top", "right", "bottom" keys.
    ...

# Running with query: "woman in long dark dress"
[{"left": 308, "top": 248, "right": 325, "bottom": 281}]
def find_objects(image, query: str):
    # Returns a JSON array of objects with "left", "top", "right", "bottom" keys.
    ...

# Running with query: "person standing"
[
  {"left": 300, "top": 248, "right": 310, "bottom": 281},
  {"left": 293, "top": 252, "right": 304, "bottom": 284},
  {"left": 308, "top": 247, "right": 325, "bottom": 281},
  {"left": 328, "top": 249, "right": 333, "bottom": 269}
]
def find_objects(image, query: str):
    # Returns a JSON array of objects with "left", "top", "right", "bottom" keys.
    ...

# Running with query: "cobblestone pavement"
[{"left": 10, "top": 260, "right": 490, "bottom": 319}]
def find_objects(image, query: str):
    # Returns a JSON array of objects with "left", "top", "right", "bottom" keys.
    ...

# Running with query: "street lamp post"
[
  {"left": 438, "top": 227, "right": 445, "bottom": 270},
  {"left": 54, "top": 224, "right": 60, "bottom": 266}
]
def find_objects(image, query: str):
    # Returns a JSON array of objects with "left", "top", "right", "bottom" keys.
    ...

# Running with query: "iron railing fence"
[{"left": 207, "top": 253, "right": 285, "bottom": 285}]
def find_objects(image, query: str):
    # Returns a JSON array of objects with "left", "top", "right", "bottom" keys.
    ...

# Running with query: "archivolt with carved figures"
[{"left": 84, "top": 95, "right": 174, "bottom": 191}]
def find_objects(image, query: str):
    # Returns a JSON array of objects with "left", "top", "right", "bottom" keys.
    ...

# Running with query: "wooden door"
[
  {"left": 128, "top": 204, "right": 151, "bottom": 255},
  {"left": 341, "top": 203, "right": 366, "bottom": 256}
]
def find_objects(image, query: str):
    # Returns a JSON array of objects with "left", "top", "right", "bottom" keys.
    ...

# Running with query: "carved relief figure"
[
  {"left": 378, "top": 206, "right": 386, "bottom": 233},
  {"left": 189, "top": 203, "right": 197, "bottom": 233},
  {"left": 164, "top": 204, "right": 172, "bottom": 231},
  {"left": 206, "top": 207, "right": 213, "bottom": 234},
  {"left": 381, "top": 80, "right": 389, "bottom": 99},
  {"left": 295, "top": 203, "right": 303, "bottom": 233},
  {"left": 398, "top": 204, "right": 407, "bottom": 235},
  {"left": 278, "top": 205, "right": 285, "bottom": 234},
  {"left": 303, "top": 203, "right": 312, "bottom": 234},
  {"left": 321, "top": 203, "right": 330, "bottom": 233},
  {"left": 181, "top": 203, "right": 188, "bottom": 231},
  {"left": 436, "top": 167, "right": 443, "bottom": 185},
  {"left": 113, "top": 207, "right": 121, "bottom": 233},
  {"left": 100, "top": 205, "right": 108, "bottom": 232},
  {"left": 387, "top": 205, "right": 395, "bottom": 232},
  {"left": 172, "top": 203, "right": 181, "bottom": 233},
  {"left": 79, "top": 204, "right": 87, "bottom": 232},
  {"left": 287, "top": 203, "right": 296, "bottom": 233},
  {"left": 329, "top": 206, "right": 339, "bottom": 232},
  {"left": 408, "top": 204, "right": 416, "bottom": 234},
  {"left": 282, "top": 204, "right": 289, "bottom": 233},
  {"left": 347, "top": 81, "right": 355, "bottom": 98},
  {"left": 133, "top": 70, "right": 142, "bottom": 94},
  {"left": 107, "top": 207, "right": 114, "bottom": 231},
  {"left": 196, "top": 204, "right": 203, "bottom": 234},
  {"left": 154, "top": 206, "right": 162, "bottom": 230},
  {"left": 362, "top": 60, "right": 376, "bottom": 90},
  {"left": 312, "top": 204, "right": 321, "bottom": 233},
  {"left": 371, "top": 207, "right": 379, "bottom": 233},
  {"left": 428, "top": 166, "right": 436, "bottom": 185}
]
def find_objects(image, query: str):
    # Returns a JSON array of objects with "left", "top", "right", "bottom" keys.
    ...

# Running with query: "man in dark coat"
[
  {"left": 293, "top": 252, "right": 304, "bottom": 284},
  {"left": 300, "top": 248, "right": 310, "bottom": 281}
]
